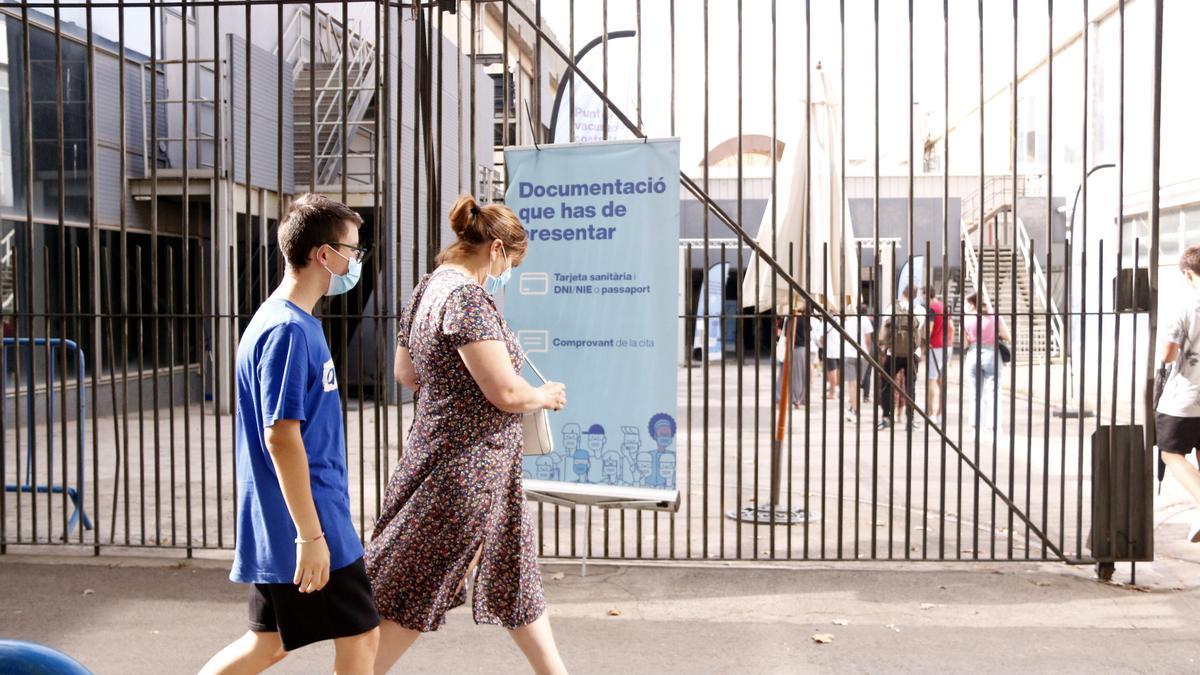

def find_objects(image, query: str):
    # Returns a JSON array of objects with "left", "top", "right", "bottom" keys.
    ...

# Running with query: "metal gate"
[{"left": 0, "top": 0, "right": 1174, "bottom": 576}]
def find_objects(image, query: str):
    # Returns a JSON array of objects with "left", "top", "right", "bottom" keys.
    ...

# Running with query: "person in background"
[
  {"left": 1155, "top": 245, "right": 1200, "bottom": 542},
  {"left": 963, "top": 292, "right": 1010, "bottom": 432},
  {"left": 877, "top": 287, "right": 925, "bottom": 430},
  {"left": 775, "top": 305, "right": 811, "bottom": 409},
  {"left": 924, "top": 285, "right": 954, "bottom": 422},
  {"left": 824, "top": 301, "right": 873, "bottom": 423}
]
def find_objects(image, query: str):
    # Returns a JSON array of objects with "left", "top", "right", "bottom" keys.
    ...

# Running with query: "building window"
[
  {"left": 490, "top": 71, "right": 514, "bottom": 118},
  {"left": 4, "top": 17, "right": 90, "bottom": 222}
]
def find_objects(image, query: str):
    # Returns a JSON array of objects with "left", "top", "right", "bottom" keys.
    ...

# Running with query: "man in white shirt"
[{"left": 1156, "top": 245, "right": 1200, "bottom": 542}]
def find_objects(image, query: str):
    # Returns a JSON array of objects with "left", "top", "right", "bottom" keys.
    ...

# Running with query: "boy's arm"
[{"left": 265, "top": 420, "right": 330, "bottom": 594}]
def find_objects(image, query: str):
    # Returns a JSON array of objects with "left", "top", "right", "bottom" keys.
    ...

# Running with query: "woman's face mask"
[{"left": 483, "top": 245, "right": 511, "bottom": 296}]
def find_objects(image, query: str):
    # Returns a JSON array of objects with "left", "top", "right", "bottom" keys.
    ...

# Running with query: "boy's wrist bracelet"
[{"left": 295, "top": 532, "right": 325, "bottom": 544}]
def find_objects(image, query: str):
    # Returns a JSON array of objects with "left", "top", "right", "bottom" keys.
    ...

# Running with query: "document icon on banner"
[
  {"left": 518, "top": 330, "right": 549, "bottom": 353},
  {"left": 519, "top": 272, "right": 550, "bottom": 295}
]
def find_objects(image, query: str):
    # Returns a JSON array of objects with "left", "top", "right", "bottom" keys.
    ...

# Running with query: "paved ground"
[{"left": 2, "top": 552, "right": 1200, "bottom": 674}]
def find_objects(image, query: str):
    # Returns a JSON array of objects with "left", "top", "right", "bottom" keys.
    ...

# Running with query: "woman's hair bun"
[{"left": 449, "top": 194, "right": 485, "bottom": 242}]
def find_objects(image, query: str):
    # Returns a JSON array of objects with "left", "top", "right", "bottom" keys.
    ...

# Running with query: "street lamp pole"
[{"left": 547, "top": 29, "right": 636, "bottom": 144}]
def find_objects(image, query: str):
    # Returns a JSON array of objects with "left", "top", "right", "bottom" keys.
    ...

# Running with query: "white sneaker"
[
  {"left": 845, "top": 410, "right": 858, "bottom": 423},
  {"left": 1189, "top": 518, "right": 1200, "bottom": 543}
]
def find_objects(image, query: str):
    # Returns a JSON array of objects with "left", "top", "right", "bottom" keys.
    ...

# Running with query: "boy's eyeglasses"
[{"left": 325, "top": 241, "right": 372, "bottom": 264}]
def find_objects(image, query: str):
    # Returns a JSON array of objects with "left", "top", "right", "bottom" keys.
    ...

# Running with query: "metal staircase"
[
  {"left": 960, "top": 177, "right": 1065, "bottom": 364},
  {"left": 281, "top": 5, "right": 377, "bottom": 190},
  {"left": 0, "top": 228, "right": 16, "bottom": 315}
]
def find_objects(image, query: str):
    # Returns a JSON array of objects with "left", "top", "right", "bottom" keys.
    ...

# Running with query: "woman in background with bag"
[
  {"left": 963, "top": 292, "right": 1011, "bottom": 433},
  {"left": 366, "top": 194, "right": 568, "bottom": 675}
]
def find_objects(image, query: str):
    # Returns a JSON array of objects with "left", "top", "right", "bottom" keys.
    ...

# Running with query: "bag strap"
[{"left": 524, "top": 355, "right": 549, "bottom": 384}]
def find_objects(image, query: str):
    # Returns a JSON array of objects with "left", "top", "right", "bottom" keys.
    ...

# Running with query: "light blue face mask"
[
  {"left": 483, "top": 246, "right": 511, "bottom": 296},
  {"left": 324, "top": 246, "right": 362, "bottom": 296}
]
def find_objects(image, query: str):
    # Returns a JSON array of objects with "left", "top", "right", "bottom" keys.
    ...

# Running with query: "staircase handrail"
[{"left": 1014, "top": 216, "right": 1066, "bottom": 357}]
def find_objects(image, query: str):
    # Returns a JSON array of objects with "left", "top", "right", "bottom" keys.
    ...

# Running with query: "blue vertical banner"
[
  {"left": 692, "top": 262, "right": 729, "bottom": 361},
  {"left": 504, "top": 139, "right": 681, "bottom": 489}
]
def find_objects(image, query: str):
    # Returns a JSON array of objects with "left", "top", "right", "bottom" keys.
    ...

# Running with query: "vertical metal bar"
[
  {"left": 213, "top": 0, "right": 224, "bottom": 549},
  {"left": 1110, "top": 0, "right": 1125, "bottom": 441},
  {"left": 956, "top": 241, "right": 966, "bottom": 557},
  {"left": 972, "top": 0, "right": 984, "bottom": 560},
  {"left": 1143, "top": 0, "right": 1165, "bottom": 568},
  {"left": 601, "top": 0, "right": 608, "bottom": 140},
  {"left": 888, "top": 243, "right": 896, "bottom": 559},
  {"left": 502, "top": 0, "right": 509, "bottom": 148},
  {"left": 14, "top": 1, "right": 30, "bottom": 548},
  {"left": 923, "top": 240, "right": 933, "bottom": 558},
  {"left": 719, "top": 242, "right": 728, "bottom": 559},
  {"left": 394, "top": 0, "right": 404, "bottom": 512},
  {"left": 534, "top": 0, "right": 541, "bottom": 145},
  {"left": 843, "top": 1, "right": 852, "bottom": 562},
  {"left": 181, "top": 0, "right": 193, "bottom": 556},
  {"left": 870, "top": 0, "right": 880, "bottom": 561},
  {"left": 905, "top": 0, "right": 915, "bottom": 561},
  {"left": 669, "top": 0, "right": 675, "bottom": 137},
  {"left": 83, "top": 0, "right": 97, "bottom": 550},
  {"left": 1022, "top": 239, "right": 1031, "bottom": 557},
  {"left": 763, "top": 0, "right": 776, "bottom": 562},
  {"left": 375, "top": 0, "right": 386, "bottom": 526},
  {"left": 821, "top": 245, "right": 829, "bottom": 560},
  {"left": 1045, "top": 242, "right": 1056, "bottom": 559},
  {"left": 699, "top": 0, "right": 709, "bottom": 561},
  {"left": 308, "top": 0, "right": 315, "bottom": 194},
  {"left": 147, "top": 0, "right": 162, "bottom": 548},
  {"left": 938, "top": 0, "right": 950, "bottom": 561},
  {"left": 725, "top": 0, "right": 743, "bottom": 561},
  {"left": 136, "top": 239, "right": 146, "bottom": 545},
  {"left": 635, "top": 0, "right": 642, "bottom": 131},
  {"left": 53, "top": 0, "right": 67, "bottom": 543},
  {"left": 469, "top": 0, "right": 476, "bottom": 191},
  {"left": 802, "top": 0, "right": 812, "bottom": 562},
  {"left": 1010, "top": 0, "right": 1021, "bottom": 562},
  {"left": 456, "top": 1, "right": 463, "bottom": 194}
]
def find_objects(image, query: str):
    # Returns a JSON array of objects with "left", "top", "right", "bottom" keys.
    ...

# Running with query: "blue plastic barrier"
[
  {"left": 2, "top": 338, "right": 93, "bottom": 532},
  {"left": 0, "top": 640, "right": 91, "bottom": 674}
]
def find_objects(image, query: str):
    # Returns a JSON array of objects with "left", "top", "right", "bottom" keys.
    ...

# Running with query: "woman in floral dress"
[{"left": 366, "top": 194, "right": 568, "bottom": 674}]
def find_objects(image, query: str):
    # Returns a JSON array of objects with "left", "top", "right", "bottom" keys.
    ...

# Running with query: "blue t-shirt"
[{"left": 231, "top": 298, "right": 363, "bottom": 584}]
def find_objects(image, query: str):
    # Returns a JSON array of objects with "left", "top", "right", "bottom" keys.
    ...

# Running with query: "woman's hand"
[{"left": 539, "top": 382, "right": 567, "bottom": 412}]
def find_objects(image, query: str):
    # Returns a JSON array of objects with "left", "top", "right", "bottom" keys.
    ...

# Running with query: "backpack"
[{"left": 884, "top": 309, "right": 922, "bottom": 356}]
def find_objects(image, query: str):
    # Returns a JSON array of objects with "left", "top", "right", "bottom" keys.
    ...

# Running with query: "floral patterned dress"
[{"left": 365, "top": 268, "right": 546, "bottom": 632}]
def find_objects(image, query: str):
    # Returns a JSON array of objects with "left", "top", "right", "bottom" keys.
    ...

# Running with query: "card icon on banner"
[
  {"left": 519, "top": 272, "right": 550, "bottom": 295},
  {"left": 517, "top": 330, "right": 550, "bottom": 353}
]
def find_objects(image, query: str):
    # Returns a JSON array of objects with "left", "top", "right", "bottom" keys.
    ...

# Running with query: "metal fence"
[{"left": 0, "top": 0, "right": 1169, "bottom": 579}]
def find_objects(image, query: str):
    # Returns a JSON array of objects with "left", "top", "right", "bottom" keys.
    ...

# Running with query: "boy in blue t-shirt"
[{"left": 201, "top": 194, "right": 379, "bottom": 674}]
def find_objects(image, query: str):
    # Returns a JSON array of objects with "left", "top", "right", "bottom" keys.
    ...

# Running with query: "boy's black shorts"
[
  {"left": 1156, "top": 413, "right": 1200, "bottom": 455},
  {"left": 248, "top": 557, "right": 380, "bottom": 651}
]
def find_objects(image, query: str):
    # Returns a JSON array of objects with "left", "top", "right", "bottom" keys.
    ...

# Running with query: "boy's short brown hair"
[
  {"left": 1181, "top": 245, "right": 1200, "bottom": 277},
  {"left": 278, "top": 193, "right": 363, "bottom": 269}
]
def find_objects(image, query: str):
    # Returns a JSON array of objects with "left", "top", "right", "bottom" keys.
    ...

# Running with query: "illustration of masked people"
[
  {"left": 620, "top": 425, "right": 646, "bottom": 485},
  {"left": 586, "top": 423, "right": 607, "bottom": 456},
  {"left": 571, "top": 447, "right": 591, "bottom": 483},
  {"left": 633, "top": 452, "right": 654, "bottom": 487},
  {"left": 600, "top": 451, "right": 626, "bottom": 486},
  {"left": 535, "top": 454, "right": 562, "bottom": 481},
  {"left": 646, "top": 413, "right": 677, "bottom": 488},
  {"left": 658, "top": 451, "right": 677, "bottom": 489},
  {"left": 562, "top": 422, "right": 582, "bottom": 455}
]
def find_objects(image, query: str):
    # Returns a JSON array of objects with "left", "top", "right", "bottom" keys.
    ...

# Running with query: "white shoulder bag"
[{"left": 522, "top": 357, "right": 554, "bottom": 456}]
